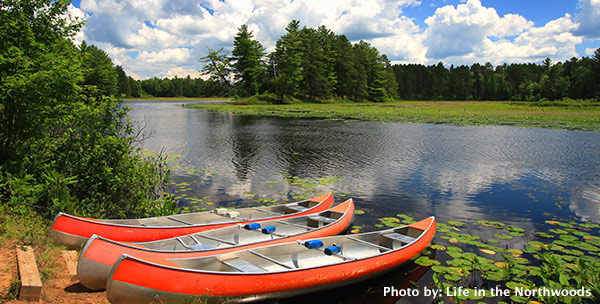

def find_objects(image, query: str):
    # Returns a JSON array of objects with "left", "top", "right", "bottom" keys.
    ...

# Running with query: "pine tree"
[
  {"left": 115, "top": 65, "right": 131, "bottom": 97},
  {"left": 316, "top": 26, "right": 337, "bottom": 98},
  {"left": 333, "top": 35, "right": 356, "bottom": 98},
  {"left": 300, "top": 27, "right": 328, "bottom": 99},
  {"left": 273, "top": 20, "right": 304, "bottom": 99},
  {"left": 200, "top": 47, "right": 232, "bottom": 86},
  {"left": 232, "top": 24, "right": 265, "bottom": 96},
  {"left": 80, "top": 41, "right": 118, "bottom": 96}
]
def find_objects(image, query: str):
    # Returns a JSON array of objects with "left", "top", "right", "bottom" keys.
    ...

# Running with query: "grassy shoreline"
[{"left": 187, "top": 100, "right": 600, "bottom": 131}]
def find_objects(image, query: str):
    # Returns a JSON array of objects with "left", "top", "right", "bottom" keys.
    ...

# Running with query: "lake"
[{"left": 125, "top": 100, "right": 600, "bottom": 302}]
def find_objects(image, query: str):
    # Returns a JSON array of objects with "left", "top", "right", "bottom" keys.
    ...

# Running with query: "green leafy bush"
[{"left": 0, "top": 0, "right": 178, "bottom": 219}]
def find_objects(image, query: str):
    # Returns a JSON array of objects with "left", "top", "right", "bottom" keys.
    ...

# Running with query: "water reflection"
[{"left": 125, "top": 101, "right": 600, "bottom": 229}]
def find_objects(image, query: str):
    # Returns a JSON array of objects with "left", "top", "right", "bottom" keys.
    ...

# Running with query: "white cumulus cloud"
[
  {"left": 75, "top": 0, "right": 594, "bottom": 79},
  {"left": 574, "top": 0, "right": 600, "bottom": 38}
]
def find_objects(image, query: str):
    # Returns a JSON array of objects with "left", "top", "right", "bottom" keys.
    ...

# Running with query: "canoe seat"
[
  {"left": 383, "top": 233, "right": 415, "bottom": 244},
  {"left": 221, "top": 258, "right": 267, "bottom": 273},
  {"left": 308, "top": 215, "right": 336, "bottom": 224},
  {"left": 287, "top": 205, "right": 309, "bottom": 212},
  {"left": 225, "top": 211, "right": 240, "bottom": 219}
]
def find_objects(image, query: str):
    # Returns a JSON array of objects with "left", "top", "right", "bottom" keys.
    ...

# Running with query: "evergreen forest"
[{"left": 118, "top": 21, "right": 600, "bottom": 103}]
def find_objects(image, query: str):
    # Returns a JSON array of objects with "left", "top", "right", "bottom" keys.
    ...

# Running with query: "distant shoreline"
[{"left": 123, "top": 97, "right": 232, "bottom": 102}]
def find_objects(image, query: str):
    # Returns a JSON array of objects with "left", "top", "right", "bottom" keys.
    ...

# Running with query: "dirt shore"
[{"left": 1, "top": 242, "right": 108, "bottom": 303}]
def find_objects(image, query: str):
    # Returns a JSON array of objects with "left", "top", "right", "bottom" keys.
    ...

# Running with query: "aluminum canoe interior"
[
  {"left": 71, "top": 194, "right": 330, "bottom": 228},
  {"left": 162, "top": 218, "right": 433, "bottom": 273},
  {"left": 99, "top": 203, "right": 351, "bottom": 252}
]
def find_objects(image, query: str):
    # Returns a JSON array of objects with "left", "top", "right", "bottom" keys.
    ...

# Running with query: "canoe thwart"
[
  {"left": 166, "top": 216, "right": 193, "bottom": 225},
  {"left": 195, "top": 233, "right": 237, "bottom": 246}
]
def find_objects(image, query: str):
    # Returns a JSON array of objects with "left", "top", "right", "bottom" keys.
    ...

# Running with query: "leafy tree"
[
  {"left": 0, "top": 0, "right": 176, "bottom": 219},
  {"left": 232, "top": 24, "right": 265, "bottom": 96},
  {"left": 1, "top": 0, "right": 83, "bottom": 166}
]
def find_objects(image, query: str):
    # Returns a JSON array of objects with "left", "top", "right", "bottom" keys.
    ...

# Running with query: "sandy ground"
[{"left": 1, "top": 242, "right": 108, "bottom": 303}]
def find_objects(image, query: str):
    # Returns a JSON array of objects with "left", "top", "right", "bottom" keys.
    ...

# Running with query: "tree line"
[{"left": 116, "top": 21, "right": 600, "bottom": 103}]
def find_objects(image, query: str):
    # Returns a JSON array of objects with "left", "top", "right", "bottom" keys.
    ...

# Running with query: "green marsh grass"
[{"left": 188, "top": 101, "right": 600, "bottom": 131}]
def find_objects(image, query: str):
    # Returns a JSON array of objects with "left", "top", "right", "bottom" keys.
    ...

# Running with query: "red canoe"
[
  {"left": 78, "top": 199, "right": 355, "bottom": 291},
  {"left": 49, "top": 193, "right": 334, "bottom": 249},
  {"left": 106, "top": 216, "right": 436, "bottom": 303}
]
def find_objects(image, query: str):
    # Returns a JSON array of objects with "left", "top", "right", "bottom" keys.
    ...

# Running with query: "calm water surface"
[{"left": 125, "top": 100, "right": 600, "bottom": 302}]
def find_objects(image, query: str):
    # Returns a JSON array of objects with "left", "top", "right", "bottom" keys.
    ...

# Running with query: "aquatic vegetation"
[
  {"left": 188, "top": 101, "right": 600, "bottom": 131},
  {"left": 415, "top": 218, "right": 600, "bottom": 303}
]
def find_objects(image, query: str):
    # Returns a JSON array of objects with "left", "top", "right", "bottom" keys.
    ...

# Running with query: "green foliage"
[
  {"left": 300, "top": 27, "right": 330, "bottom": 99},
  {"left": 232, "top": 24, "right": 266, "bottom": 97},
  {"left": 80, "top": 41, "right": 118, "bottom": 96},
  {"left": 273, "top": 20, "right": 305, "bottom": 98},
  {"left": 0, "top": 0, "right": 178, "bottom": 220},
  {"left": 394, "top": 52, "right": 600, "bottom": 102},
  {"left": 200, "top": 47, "right": 233, "bottom": 87}
]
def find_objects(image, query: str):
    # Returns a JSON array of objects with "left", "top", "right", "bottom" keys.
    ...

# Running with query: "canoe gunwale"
[
  {"left": 55, "top": 196, "right": 326, "bottom": 230},
  {"left": 114, "top": 216, "right": 435, "bottom": 277},
  {"left": 84, "top": 199, "right": 354, "bottom": 255}
]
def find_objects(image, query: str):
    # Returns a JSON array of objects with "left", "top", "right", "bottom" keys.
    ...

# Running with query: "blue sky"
[{"left": 68, "top": 0, "right": 600, "bottom": 79}]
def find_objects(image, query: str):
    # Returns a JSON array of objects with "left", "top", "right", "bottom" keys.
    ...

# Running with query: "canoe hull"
[
  {"left": 50, "top": 193, "right": 334, "bottom": 249},
  {"left": 78, "top": 200, "right": 354, "bottom": 291},
  {"left": 107, "top": 262, "right": 404, "bottom": 304},
  {"left": 106, "top": 217, "right": 436, "bottom": 303}
]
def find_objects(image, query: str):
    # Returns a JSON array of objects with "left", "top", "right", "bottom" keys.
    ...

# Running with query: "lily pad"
[
  {"left": 493, "top": 233, "right": 513, "bottom": 240},
  {"left": 475, "top": 220, "right": 506, "bottom": 229},
  {"left": 548, "top": 228, "right": 569, "bottom": 235},
  {"left": 430, "top": 244, "right": 446, "bottom": 250},
  {"left": 414, "top": 256, "right": 440, "bottom": 266},
  {"left": 507, "top": 226, "right": 525, "bottom": 233},
  {"left": 444, "top": 274, "right": 462, "bottom": 281},
  {"left": 534, "top": 231, "right": 554, "bottom": 239},
  {"left": 508, "top": 231, "right": 525, "bottom": 237},
  {"left": 447, "top": 220, "right": 466, "bottom": 227}
]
